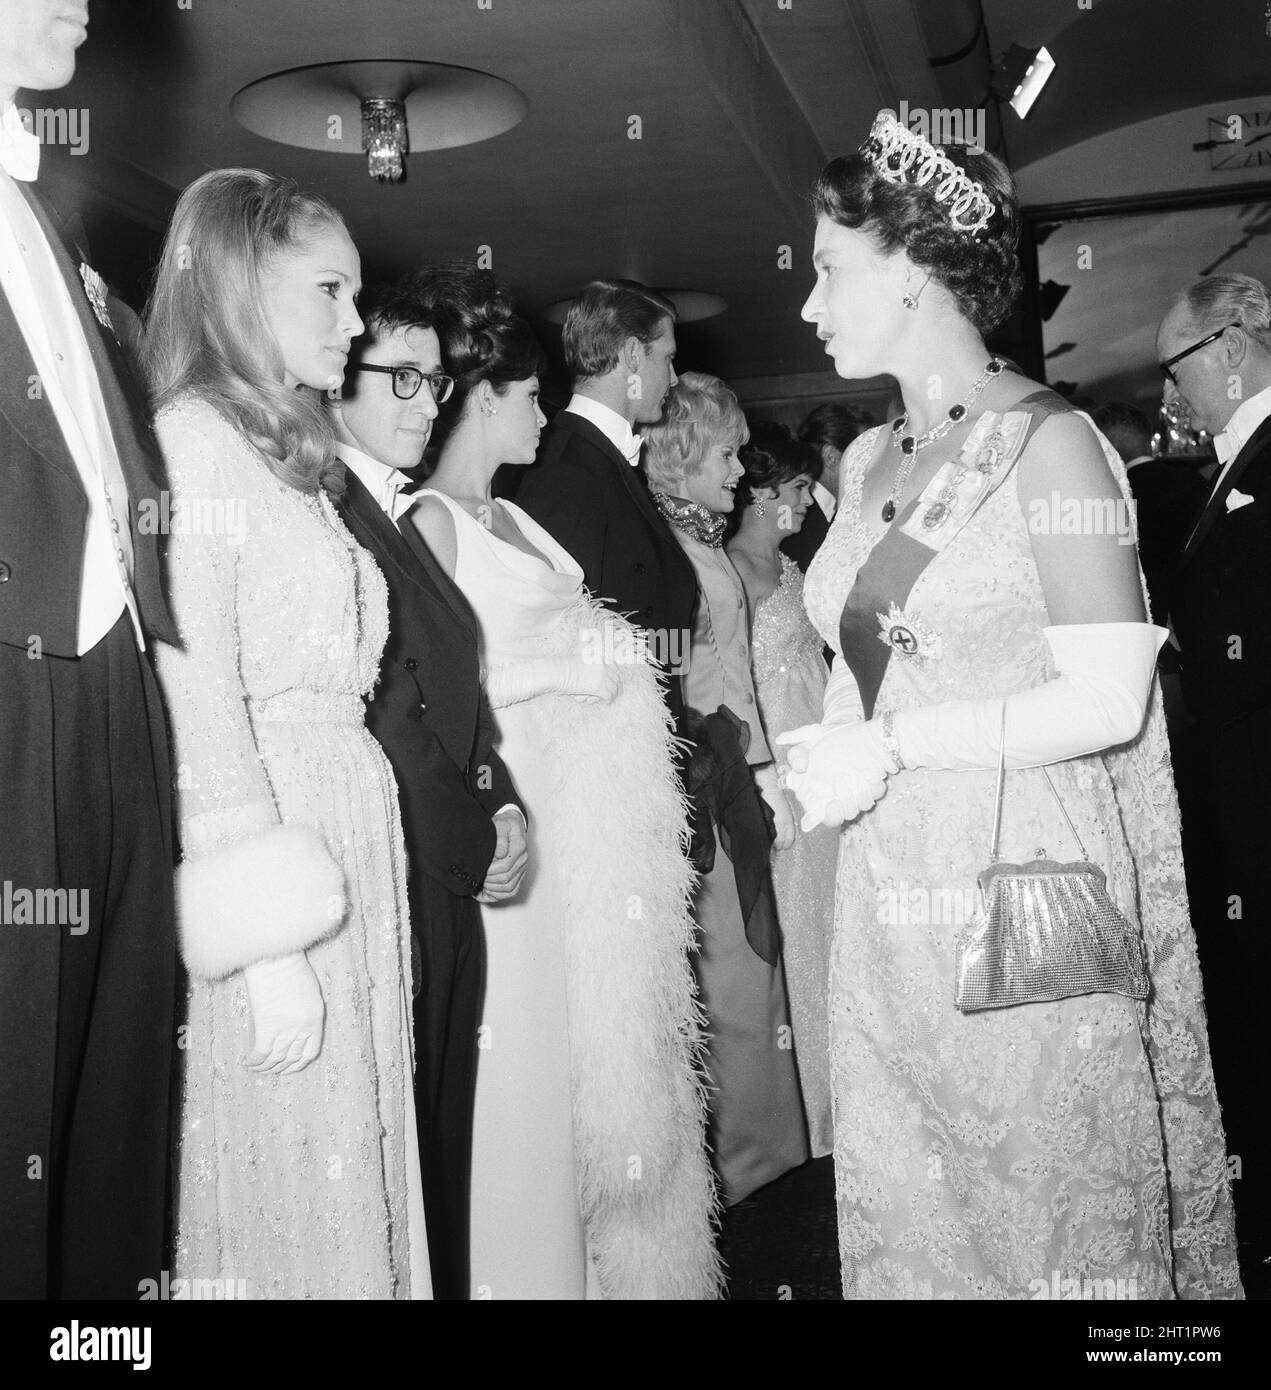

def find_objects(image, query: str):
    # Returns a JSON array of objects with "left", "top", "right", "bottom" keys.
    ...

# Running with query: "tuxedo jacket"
[
  {"left": 0, "top": 184, "right": 176, "bottom": 655},
  {"left": 516, "top": 409, "right": 699, "bottom": 737},
  {"left": 1168, "top": 416, "right": 1271, "bottom": 734},
  {"left": 334, "top": 469, "right": 521, "bottom": 899},
  {"left": 1127, "top": 459, "right": 1209, "bottom": 630}
]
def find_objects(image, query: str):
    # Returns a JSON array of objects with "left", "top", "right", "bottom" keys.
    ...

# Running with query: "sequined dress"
[
  {"left": 752, "top": 553, "right": 836, "bottom": 1159},
  {"left": 155, "top": 398, "right": 427, "bottom": 1299},
  {"left": 803, "top": 417, "right": 1242, "bottom": 1300}
]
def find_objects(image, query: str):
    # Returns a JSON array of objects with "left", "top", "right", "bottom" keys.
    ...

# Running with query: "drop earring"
[
  {"left": 755, "top": 500, "right": 766, "bottom": 517},
  {"left": 901, "top": 270, "right": 930, "bottom": 311}
]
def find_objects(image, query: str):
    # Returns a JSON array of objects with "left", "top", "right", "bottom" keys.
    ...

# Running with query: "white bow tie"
[
  {"left": 0, "top": 103, "right": 40, "bottom": 182},
  {"left": 621, "top": 435, "right": 644, "bottom": 466}
]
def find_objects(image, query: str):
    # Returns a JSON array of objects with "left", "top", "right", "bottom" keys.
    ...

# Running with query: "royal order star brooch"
[
  {"left": 79, "top": 263, "right": 112, "bottom": 331},
  {"left": 876, "top": 603, "right": 942, "bottom": 661}
]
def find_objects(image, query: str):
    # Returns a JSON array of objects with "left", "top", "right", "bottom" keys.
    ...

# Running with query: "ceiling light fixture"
[{"left": 231, "top": 60, "right": 528, "bottom": 183}]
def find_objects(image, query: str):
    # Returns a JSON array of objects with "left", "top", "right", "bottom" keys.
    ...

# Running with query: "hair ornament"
[{"left": 860, "top": 110, "right": 996, "bottom": 237}]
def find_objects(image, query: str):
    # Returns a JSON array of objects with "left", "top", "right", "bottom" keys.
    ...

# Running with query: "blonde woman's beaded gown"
[
  {"left": 155, "top": 398, "right": 429, "bottom": 1299},
  {"left": 802, "top": 405, "right": 1242, "bottom": 1300},
  {"left": 751, "top": 554, "right": 836, "bottom": 1158}
]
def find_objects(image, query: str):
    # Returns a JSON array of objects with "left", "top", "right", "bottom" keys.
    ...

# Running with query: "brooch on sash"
[
  {"left": 876, "top": 603, "right": 942, "bottom": 661},
  {"left": 79, "top": 263, "right": 113, "bottom": 332}
]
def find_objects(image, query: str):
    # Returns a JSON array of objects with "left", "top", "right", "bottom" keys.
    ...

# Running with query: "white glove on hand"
[
  {"left": 486, "top": 656, "right": 620, "bottom": 708},
  {"left": 755, "top": 763, "right": 796, "bottom": 851},
  {"left": 777, "top": 719, "right": 896, "bottom": 832},
  {"left": 242, "top": 951, "right": 325, "bottom": 1076},
  {"left": 891, "top": 622, "right": 1167, "bottom": 771}
]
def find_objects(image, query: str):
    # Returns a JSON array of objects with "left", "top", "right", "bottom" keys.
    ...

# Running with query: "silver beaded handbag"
[{"left": 954, "top": 705, "right": 1150, "bottom": 1013}]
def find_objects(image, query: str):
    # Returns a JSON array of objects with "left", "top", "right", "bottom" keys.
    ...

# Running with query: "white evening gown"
[
  {"left": 802, "top": 410, "right": 1241, "bottom": 1300},
  {"left": 752, "top": 553, "right": 837, "bottom": 1158},
  {"left": 414, "top": 488, "right": 721, "bottom": 1301},
  {"left": 156, "top": 397, "right": 429, "bottom": 1299}
]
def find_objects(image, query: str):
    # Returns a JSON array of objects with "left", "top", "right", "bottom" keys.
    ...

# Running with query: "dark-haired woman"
[
  {"left": 779, "top": 113, "right": 1240, "bottom": 1299},
  {"left": 406, "top": 266, "right": 719, "bottom": 1300},
  {"left": 727, "top": 423, "right": 836, "bottom": 1158},
  {"left": 145, "top": 170, "right": 428, "bottom": 1297}
]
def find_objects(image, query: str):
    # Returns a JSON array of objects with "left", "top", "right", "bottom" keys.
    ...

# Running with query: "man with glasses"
[
  {"left": 1156, "top": 272, "right": 1271, "bottom": 1275},
  {"left": 330, "top": 282, "right": 526, "bottom": 1299}
]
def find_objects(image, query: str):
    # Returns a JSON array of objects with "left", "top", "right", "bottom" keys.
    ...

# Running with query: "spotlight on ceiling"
[{"left": 989, "top": 44, "right": 1055, "bottom": 119}]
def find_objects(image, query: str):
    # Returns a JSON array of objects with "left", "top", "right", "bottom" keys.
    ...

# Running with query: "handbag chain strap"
[{"left": 988, "top": 700, "right": 1091, "bottom": 864}]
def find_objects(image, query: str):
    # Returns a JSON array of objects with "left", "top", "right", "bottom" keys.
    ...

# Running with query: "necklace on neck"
[
  {"left": 651, "top": 491, "right": 727, "bottom": 547},
  {"left": 882, "top": 357, "right": 1004, "bottom": 522}
]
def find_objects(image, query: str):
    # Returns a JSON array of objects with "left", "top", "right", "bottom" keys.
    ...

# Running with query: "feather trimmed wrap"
[{"left": 514, "top": 593, "right": 723, "bottom": 1299}]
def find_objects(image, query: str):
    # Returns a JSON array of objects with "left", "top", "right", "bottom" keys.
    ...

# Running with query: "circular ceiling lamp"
[
  {"left": 540, "top": 289, "right": 728, "bottom": 325},
  {"left": 231, "top": 60, "right": 528, "bottom": 182}
]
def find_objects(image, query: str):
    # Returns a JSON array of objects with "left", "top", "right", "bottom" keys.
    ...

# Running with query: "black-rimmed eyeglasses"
[
  {"left": 1158, "top": 322, "right": 1241, "bottom": 385},
  {"left": 352, "top": 364, "right": 455, "bottom": 402}
]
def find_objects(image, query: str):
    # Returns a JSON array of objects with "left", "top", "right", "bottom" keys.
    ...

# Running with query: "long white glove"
[
  {"left": 242, "top": 951, "right": 326, "bottom": 1076},
  {"left": 892, "top": 622, "right": 1167, "bottom": 770},
  {"left": 778, "top": 622, "right": 1166, "bottom": 830},
  {"left": 821, "top": 656, "right": 865, "bottom": 727},
  {"left": 755, "top": 762, "right": 796, "bottom": 851},
  {"left": 485, "top": 656, "right": 620, "bottom": 709}
]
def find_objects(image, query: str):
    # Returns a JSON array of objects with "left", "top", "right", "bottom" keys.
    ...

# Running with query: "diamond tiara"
[{"left": 860, "top": 110, "right": 996, "bottom": 237}]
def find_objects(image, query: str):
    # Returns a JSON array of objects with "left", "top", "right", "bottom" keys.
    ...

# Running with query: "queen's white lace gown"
[
  {"left": 802, "top": 416, "right": 1242, "bottom": 1300},
  {"left": 155, "top": 398, "right": 427, "bottom": 1299}
]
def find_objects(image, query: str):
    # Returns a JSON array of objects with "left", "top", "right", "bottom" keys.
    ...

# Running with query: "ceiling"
[{"left": 35, "top": 0, "right": 1271, "bottom": 410}]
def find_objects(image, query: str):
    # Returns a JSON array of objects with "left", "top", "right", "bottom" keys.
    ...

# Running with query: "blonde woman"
[
  {"left": 644, "top": 372, "right": 810, "bottom": 1206},
  {"left": 144, "top": 169, "right": 427, "bottom": 1298}
]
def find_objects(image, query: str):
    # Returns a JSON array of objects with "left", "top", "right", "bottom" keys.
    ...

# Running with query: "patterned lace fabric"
[
  {"left": 154, "top": 397, "right": 419, "bottom": 1298},
  {"left": 751, "top": 554, "right": 836, "bottom": 1156},
  {"left": 802, "top": 420, "right": 1242, "bottom": 1300}
]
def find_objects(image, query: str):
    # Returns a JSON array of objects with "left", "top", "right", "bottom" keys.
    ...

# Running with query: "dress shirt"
[
  {"left": 336, "top": 441, "right": 416, "bottom": 528},
  {"left": 1212, "top": 383, "right": 1271, "bottom": 475},
  {"left": 0, "top": 101, "right": 140, "bottom": 653},
  {"left": 562, "top": 393, "right": 644, "bottom": 465},
  {"left": 812, "top": 479, "right": 837, "bottom": 522}
]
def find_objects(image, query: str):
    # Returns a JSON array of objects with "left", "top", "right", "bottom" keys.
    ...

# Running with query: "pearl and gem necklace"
[{"left": 881, "top": 357, "right": 1005, "bottom": 521}]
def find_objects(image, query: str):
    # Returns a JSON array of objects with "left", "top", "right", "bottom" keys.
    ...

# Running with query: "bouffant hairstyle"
[
  {"left": 563, "top": 278, "right": 677, "bottom": 381},
  {"left": 643, "top": 372, "right": 749, "bottom": 494},
  {"left": 407, "top": 263, "right": 547, "bottom": 458},
  {"left": 813, "top": 141, "right": 1023, "bottom": 333},
  {"left": 734, "top": 419, "right": 819, "bottom": 515},
  {"left": 143, "top": 167, "right": 347, "bottom": 495}
]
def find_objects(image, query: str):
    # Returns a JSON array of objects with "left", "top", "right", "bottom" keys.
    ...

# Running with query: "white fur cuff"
[{"left": 177, "top": 823, "right": 346, "bottom": 980}]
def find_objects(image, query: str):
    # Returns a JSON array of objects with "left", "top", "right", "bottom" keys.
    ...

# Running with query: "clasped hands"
[
  {"left": 476, "top": 807, "right": 529, "bottom": 904},
  {"left": 775, "top": 718, "right": 896, "bottom": 832}
]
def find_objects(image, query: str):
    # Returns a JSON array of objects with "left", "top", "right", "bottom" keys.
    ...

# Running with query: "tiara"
[{"left": 860, "top": 111, "right": 996, "bottom": 237}]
